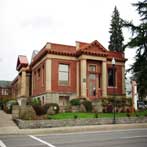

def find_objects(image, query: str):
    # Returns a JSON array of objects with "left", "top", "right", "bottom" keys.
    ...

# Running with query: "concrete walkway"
[
  {"left": 0, "top": 110, "right": 147, "bottom": 135},
  {"left": 0, "top": 110, "right": 19, "bottom": 134}
]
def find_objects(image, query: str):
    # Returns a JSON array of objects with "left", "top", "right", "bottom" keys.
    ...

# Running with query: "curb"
[{"left": 0, "top": 123, "right": 147, "bottom": 135}]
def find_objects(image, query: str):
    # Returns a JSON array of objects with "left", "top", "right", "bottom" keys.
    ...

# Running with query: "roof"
[
  {"left": 77, "top": 40, "right": 108, "bottom": 57},
  {"left": 0, "top": 81, "right": 11, "bottom": 88},
  {"left": 16, "top": 55, "right": 29, "bottom": 71},
  {"left": 30, "top": 40, "right": 126, "bottom": 66},
  {"left": 48, "top": 43, "right": 76, "bottom": 55}
]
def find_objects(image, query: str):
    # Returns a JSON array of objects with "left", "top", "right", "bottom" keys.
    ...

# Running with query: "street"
[{"left": 0, "top": 128, "right": 147, "bottom": 147}]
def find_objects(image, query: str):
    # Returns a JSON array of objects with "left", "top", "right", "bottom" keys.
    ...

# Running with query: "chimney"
[
  {"left": 45, "top": 43, "right": 51, "bottom": 49},
  {"left": 76, "top": 41, "right": 80, "bottom": 50}
]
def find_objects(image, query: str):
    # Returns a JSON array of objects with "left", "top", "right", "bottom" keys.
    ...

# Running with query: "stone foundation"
[{"left": 32, "top": 92, "right": 76, "bottom": 104}]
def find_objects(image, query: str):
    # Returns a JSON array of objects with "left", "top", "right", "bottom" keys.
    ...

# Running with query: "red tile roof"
[
  {"left": 48, "top": 43, "right": 76, "bottom": 55},
  {"left": 76, "top": 41, "right": 90, "bottom": 48},
  {"left": 77, "top": 40, "right": 108, "bottom": 57},
  {"left": 30, "top": 40, "right": 126, "bottom": 67},
  {"left": 16, "top": 55, "right": 29, "bottom": 71},
  {"left": 18, "top": 55, "right": 28, "bottom": 64}
]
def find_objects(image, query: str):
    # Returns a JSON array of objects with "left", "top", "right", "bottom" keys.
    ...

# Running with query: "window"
[
  {"left": 37, "top": 68, "right": 40, "bottom": 79},
  {"left": 1, "top": 89, "right": 8, "bottom": 95},
  {"left": 89, "top": 65, "right": 96, "bottom": 72},
  {"left": 98, "top": 74, "right": 101, "bottom": 88},
  {"left": 108, "top": 68, "right": 115, "bottom": 87},
  {"left": 42, "top": 65, "right": 44, "bottom": 86},
  {"left": 89, "top": 73, "right": 96, "bottom": 80},
  {"left": 33, "top": 71, "right": 36, "bottom": 89},
  {"left": 59, "top": 64, "right": 69, "bottom": 85},
  {"left": 59, "top": 96, "right": 69, "bottom": 106}
]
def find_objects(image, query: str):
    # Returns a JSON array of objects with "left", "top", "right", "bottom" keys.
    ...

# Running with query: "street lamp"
[{"left": 112, "top": 57, "right": 116, "bottom": 124}]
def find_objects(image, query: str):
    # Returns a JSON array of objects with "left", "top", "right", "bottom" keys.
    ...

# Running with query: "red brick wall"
[
  {"left": 32, "top": 61, "right": 46, "bottom": 96},
  {"left": 52, "top": 59, "right": 77, "bottom": 93},
  {"left": 107, "top": 64, "right": 123, "bottom": 95}
]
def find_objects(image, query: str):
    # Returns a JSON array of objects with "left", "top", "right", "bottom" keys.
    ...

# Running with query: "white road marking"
[
  {"left": 29, "top": 135, "right": 56, "bottom": 147},
  {"left": 0, "top": 140, "right": 7, "bottom": 147}
]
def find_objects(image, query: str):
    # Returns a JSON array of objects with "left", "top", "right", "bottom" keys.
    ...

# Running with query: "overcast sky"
[{"left": 0, "top": 0, "right": 139, "bottom": 81}]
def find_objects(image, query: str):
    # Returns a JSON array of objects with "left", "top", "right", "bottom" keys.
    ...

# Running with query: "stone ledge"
[{"left": 15, "top": 117, "right": 147, "bottom": 129}]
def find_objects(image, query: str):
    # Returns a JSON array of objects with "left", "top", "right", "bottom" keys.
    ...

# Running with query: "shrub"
[
  {"left": 102, "top": 99, "right": 109, "bottom": 107},
  {"left": 106, "top": 104, "right": 113, "bottom": 113},
  {"left": 82, "top": 100, "right": 92, "bottom": 112},
  {"left": 46, "top": 103, "right": 60, "bottom": 114},
  {"left": 126, "top": 108, "right": 131, "bottom": 113},
  {"left": 31, "top": 98, "right": 41, "bottom": 106},
  {"left": 126, "top": 113, "right": 131, "bottom": 117},
  {"left": 120, "top": 107, "right": 125, "bottom": 113},
  {"left": 94, "top": 113, "right": 99, "bottom": 118},
  {"left": 32, "top": 105, "right": 46, "bottom": 116},
  {"left": 103, "top": 108, "right": 106, "bottom": 113},
  {"left": 48, "top": 115, "right": 52, "bottom": 119},
  {"left": 135, "top": 113, "right": 139, "bottom": 117},
  {"left": 32, "top": 103, "right": 60, "bottom": 116},
  {"left": 5, "top": 100, "right": 18, "bottom": 113},
  {"left": 43, "top": 103, "right": 50, "bottom": 113},
  {"left": 74, "top": 115, "right": 78, "bottom": 119},
  {"left": 70, "top": 99, "right": 80, "bottom": 106}
]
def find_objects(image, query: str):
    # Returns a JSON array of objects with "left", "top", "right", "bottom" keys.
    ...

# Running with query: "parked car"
[
  {"left": 137, "top": 101, "right": 147, "bottom": 110},
  {"left": 6, "top": 100, "right": 18, "bottom": 113}
]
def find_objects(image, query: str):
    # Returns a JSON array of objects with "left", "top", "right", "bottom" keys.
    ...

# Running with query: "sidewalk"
[
  {"left": 0, "top": 110, "right": 147, "bottom": 135},
  {"left": 0, "top": 110, "right": 19, "bottom": 134}
]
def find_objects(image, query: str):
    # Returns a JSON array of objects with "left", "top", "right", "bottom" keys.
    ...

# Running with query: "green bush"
[
  {"left": 31, "top": 98, "right": 41, "bottom": 106},
  {"left": 32, "top": 103, "right": 59, "bottom": 116},
  {"left": 82, "top": 100, "right": 92, "bottom": 112},
  {"left": 74, "top": 114, "right": 78, "bottom": 119},
  {"left": 70, "top": 99, "right": 80, "bottom": 106},
  {"left": 94, "top": 113, "right": 99, "bottom": 118},
  {"left": 32, "top": 105, "right": 46, "bottom": 116},
  {"left": 106, "top": 104, "right": 113, "bottom": 113},
  {"left": 46, "top": 103, "right": 60, "bottom": 114},
  {"left": 5, "top": 100, "right": 18, "bottom": 113}
]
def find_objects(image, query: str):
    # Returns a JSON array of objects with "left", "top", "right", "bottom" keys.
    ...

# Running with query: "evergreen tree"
[
  {"left": 123, "top": 0, "right": 147, "bottom": 99},
  {"left": 108, "top": 6, "right": 124, "bottom": 52}
]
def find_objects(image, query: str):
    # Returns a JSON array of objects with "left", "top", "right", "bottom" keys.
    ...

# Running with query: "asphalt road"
[{"left": 0, "top": 128, "right": 147, "bottom": 147}]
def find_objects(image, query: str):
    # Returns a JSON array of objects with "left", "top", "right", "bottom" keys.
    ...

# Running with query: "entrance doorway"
[{"left": 87, "top": 63, "right": 102, "bottom": 99}]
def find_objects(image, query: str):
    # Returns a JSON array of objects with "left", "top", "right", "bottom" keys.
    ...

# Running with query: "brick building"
[
  {"left": 11, "top": 40, "right": 126, "bottom": 107},
  {"left": 11, "top": 55, "right": 31, "bottom": 99},
  {"left": 0, "top": 81, "right": 11, "bottom": 99}
]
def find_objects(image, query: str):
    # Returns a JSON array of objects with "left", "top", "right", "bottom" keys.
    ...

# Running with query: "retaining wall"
[{"left": 15, "top": 117, "right": 147, "bottom": 129}]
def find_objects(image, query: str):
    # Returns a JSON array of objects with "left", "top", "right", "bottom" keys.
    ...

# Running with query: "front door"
[
  {"left": 87, "top": 63, "right": 102, "bottom": 99},
  {"left": 88, "top": 73, "right": 96, "bottom": 97}
]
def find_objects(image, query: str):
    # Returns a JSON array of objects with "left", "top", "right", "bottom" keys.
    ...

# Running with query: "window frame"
[
  {"left": 42, "top": 65, "right": 45, "bottom": 87},
  {"left": 58, "top": 64, "right": 70, "bottom": 86},
  {"left": 108, "top": 67, "right": 116, "bottom": 87}
]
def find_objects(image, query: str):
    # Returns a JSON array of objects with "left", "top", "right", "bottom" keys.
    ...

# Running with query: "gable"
[
  {"left": 77, "top": 40, "right": 108, "bottom": 57},
  {"left": 16, "top": 55, "right": 28, "bottom": 71},
  {"left": 82, "top": 40, "right": 107, "bottom": 52}
]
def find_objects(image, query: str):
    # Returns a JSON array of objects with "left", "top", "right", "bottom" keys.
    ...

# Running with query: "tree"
[
  {"left": 123, "top": 0, "right": 147, "bottom": 99},
  {"left": 108, "top": 6, "right": 124, "bottom": 52}
]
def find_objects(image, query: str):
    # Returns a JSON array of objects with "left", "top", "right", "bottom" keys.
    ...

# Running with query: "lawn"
[{"left": 48, "top": 110, "right": 147, "bottom": 120}]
